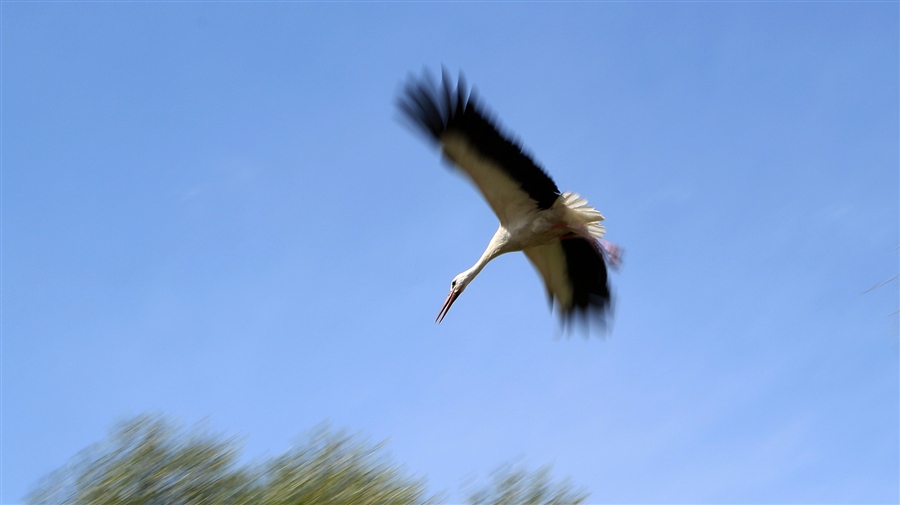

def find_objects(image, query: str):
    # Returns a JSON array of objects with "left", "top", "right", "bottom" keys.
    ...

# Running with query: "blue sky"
[{"left": 3, "top": 2, "right": 898, "bottom": 503}]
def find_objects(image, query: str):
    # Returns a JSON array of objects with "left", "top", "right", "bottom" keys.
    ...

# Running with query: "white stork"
[{"left": 399, "top": 70, "right": 620, "bottom": 327}]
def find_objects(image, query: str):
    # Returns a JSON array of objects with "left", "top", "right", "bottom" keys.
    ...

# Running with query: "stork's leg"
[
  {"left": 599, "top": 239, "right": 623, "bottom": 270},
  {"left": 554, "top": 226, "right": 622, "bottom": 269}
]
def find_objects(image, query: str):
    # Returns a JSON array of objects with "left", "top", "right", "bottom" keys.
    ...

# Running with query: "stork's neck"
[{"left": 464, "top": 226, "right": 513, "bottom": 281}]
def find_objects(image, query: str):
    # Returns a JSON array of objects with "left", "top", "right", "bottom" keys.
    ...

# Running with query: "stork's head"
[{"left": 435, "top": 271, "right": 474, "bottom": 323}]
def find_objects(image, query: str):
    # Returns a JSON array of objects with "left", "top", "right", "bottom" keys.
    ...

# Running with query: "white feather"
[{"left": 557, "top": 191, "right": 606, "bottom": 239}]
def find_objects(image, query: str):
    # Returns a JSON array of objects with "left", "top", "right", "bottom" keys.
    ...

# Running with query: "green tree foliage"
[
  {"left": 27, "top": 415, "right": 431, "bottom": 505},
  {"left": 466, "top": 465, "right": 589, "bottom": 505},
  {"left": 259, "top": 426, "right": 434, "bottom": 505},
  {"left": 26, "top": 414, "right": 252, "bottom": 505},
  {"left": 26, "top": 414, "right": 589, "bottom": 505}
]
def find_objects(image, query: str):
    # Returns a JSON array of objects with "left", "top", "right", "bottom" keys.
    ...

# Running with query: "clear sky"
[{"left": 3, "top": 2, "right": 898, "bottom": 504}]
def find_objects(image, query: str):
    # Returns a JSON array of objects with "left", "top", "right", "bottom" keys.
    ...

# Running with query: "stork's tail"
[{"left": 559, "top": 191, "right": 606, "bottom": 240}]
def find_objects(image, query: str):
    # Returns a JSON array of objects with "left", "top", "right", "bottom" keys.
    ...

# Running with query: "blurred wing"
[
  {"left": 398, "top": 69, "right": 560, "bottom": 225},
  {"left": 523, "top": 236, "right": 612, "bottom": 325}
]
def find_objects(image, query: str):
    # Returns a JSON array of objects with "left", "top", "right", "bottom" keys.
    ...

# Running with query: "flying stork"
[{"left": 398, "top": 70, "right": 620, "bottom": 327}]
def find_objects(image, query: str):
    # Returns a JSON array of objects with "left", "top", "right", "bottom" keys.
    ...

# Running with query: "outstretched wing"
[
  {"left": 398, "top": 69, "right": 561, "bottom": 225},
  {"left": 523, "top": 236, "right": 612, "bottom": 326}
]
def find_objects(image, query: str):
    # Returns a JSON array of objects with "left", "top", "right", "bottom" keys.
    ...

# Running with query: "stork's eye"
[{"left": 451, "top": 280, "right": 457, "bottom": 288}]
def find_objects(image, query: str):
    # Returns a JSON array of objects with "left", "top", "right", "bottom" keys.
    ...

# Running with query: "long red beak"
[{"left": 435, "top": 289, "right": 461, "bottom": 324}]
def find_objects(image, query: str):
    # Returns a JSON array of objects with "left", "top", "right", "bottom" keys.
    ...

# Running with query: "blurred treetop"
[{"left": 26, "top": 414, "right": 588, "bottom": 505}]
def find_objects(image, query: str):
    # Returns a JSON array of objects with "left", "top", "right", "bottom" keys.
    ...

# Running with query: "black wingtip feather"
[
  {"left": 398, "top": 68, "right": 468, "bottom": 142},
  {"left": 400, "top": 79, "right": 443, "bottom": 139}
]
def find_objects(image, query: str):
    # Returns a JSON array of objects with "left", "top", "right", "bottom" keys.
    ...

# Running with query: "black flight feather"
[{"left": 559, "top": 236, "right": 612, "bottom": 326}]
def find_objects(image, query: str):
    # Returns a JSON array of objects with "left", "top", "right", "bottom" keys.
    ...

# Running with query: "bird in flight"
[{"left": 398, "top": 69, "right": 620, "bottom": 328}]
